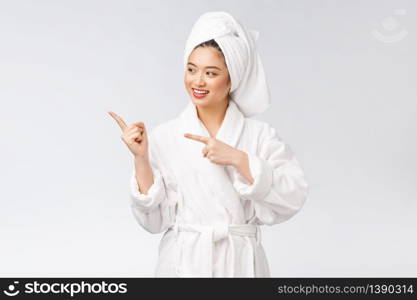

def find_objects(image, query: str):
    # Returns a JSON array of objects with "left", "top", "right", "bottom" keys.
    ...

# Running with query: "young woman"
[{"left": 109, "top": 12, "right": 309, "bottom": 277}]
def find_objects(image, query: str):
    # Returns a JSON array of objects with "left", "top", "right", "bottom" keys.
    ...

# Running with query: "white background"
[{"left": 0, "top": 0, "right": 416, "bottom": 277}]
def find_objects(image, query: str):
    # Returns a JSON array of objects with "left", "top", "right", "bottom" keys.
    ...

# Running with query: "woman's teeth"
[{"left": 193, "top": 89, "right": 209, "bottom": 94}]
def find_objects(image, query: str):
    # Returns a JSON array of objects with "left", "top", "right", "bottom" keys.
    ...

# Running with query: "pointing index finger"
[
  {"left": 184, "top": 133, "right": 209, "bottom": 144},
  {"left": 108, "top": 111, "right": 128, "bottom": 131}
]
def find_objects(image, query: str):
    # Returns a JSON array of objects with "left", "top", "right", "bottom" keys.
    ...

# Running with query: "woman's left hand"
[
  {"left": 184, "top": 133, "right": 243, "bottom": 167},
  {"left": 184, "top": 133, "right": 254, "bottom": 184}
]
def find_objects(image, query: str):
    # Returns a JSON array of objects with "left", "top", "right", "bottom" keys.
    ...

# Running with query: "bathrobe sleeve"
[
  {"left": 230, "top": 124, "right": 309, "bottom": 225},
  {"left": 129, "top": 129, "right": 177, "bottom": 234}
]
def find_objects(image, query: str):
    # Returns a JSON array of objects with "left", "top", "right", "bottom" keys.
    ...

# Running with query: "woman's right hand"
[{"left": 108, "top": 111, "right": 149, "bottom": 159}]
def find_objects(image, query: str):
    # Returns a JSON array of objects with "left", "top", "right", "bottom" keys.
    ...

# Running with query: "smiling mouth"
[{"left": 192, "top": 88, "right": 209, "bottom": 94}]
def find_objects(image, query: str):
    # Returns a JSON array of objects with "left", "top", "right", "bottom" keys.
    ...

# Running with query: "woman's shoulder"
[
  {"left": 244, "top": 117, "right": 280, "bottom": 141},
  {"left": 150, "top": 118, "right": 178, "bottom": 135},
  {"left": 147, "top": 117, "right": 181, "bottom": 146}
]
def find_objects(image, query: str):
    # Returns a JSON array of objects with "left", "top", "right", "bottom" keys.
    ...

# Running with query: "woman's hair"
[{"left": 194, "top": 39, "right": 223, "bottom": 54}]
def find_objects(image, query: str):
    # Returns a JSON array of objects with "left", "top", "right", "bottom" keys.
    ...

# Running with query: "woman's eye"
[
  {"left": 187, "top": 68, "right": 195, "bottom": 72},
  {"left": 206, "top": 72, "right": 216, "bottom": 76}
]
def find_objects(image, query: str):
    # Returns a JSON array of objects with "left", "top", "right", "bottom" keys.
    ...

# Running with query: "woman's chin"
[{"left": 191, "top": 97, "right": 210, "bottom": 106}]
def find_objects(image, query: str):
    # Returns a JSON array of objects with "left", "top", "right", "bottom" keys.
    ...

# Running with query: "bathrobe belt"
[{"left": 171, "top": 222, "right": 262, "bottom": 277}]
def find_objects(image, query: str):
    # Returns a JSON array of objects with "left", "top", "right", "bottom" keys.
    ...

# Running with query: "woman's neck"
[{"left": 196, "top": 99, "right": 229, "bottom": 137}]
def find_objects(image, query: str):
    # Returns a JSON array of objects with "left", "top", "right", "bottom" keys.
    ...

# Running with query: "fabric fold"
[
  {"left": 130, "top": 167, "right": 167, "bottom": 212},
  {"left": 227, "top": 154, "right": 274, "bottom": 202},
  {"left": 171, "top": 222, "right": 260, "bottom": 277}
]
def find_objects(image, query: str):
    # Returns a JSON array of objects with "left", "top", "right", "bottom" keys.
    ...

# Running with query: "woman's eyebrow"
[{"left": 187, "top": 62, "right": 221, "bottom": 70}]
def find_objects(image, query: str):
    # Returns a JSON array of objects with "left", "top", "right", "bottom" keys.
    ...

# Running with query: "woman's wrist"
[
  {"left": 232, "top": 150, "right": 247, "bottom": 170},
  {"left": 134, "top": 154, "right": 150, "bottom": 166}
]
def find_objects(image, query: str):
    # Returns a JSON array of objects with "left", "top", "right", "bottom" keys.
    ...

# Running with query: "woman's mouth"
[{"left": 192, "top": 88, "right": 209, "bottom": 99}]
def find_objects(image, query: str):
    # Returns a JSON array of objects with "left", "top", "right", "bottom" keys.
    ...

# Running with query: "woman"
[{"left": 109, "top": 11, "right": 309, "bottom": 277}]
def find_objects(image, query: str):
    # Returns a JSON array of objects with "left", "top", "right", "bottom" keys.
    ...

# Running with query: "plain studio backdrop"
[{"left": 0, "top": 0, "right": 416, "bottom": 277}]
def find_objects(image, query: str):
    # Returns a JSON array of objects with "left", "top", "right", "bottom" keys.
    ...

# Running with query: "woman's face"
[{"left": 184, "top": 46, "right": 231, "bottom": 109}]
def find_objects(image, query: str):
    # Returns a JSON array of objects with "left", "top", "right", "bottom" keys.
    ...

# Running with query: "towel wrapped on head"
[{"left": 184, "top": 11, "right": 271, "bottom": 117}]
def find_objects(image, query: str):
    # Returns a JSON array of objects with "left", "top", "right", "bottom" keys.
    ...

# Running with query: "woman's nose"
[{"left": 194, "top": 74, "right": 206, "bottom": 86}]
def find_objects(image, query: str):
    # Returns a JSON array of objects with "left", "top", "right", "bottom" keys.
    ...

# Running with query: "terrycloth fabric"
[
  {"left": 129, "top": 100, "right": 309, "bottom": 277},
  {"left": 183, "top": 11, "right": 271, "bottom": 117}
]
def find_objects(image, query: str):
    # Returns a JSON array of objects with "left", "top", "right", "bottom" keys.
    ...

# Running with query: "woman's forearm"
[{"left": 134, "top": 156, "right": 154, "bottom": 195}]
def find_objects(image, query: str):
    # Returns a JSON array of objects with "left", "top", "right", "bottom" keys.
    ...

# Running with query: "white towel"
[{"left": 184, "top": 11, "right": 271, "bottom": 117}]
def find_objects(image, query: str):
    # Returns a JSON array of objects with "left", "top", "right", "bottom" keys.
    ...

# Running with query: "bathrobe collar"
[{"left": 179, "top": 99, "right": 245, "bottom": 148}]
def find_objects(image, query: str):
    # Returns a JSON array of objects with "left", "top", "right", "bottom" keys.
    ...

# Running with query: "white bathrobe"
[{"left": 129, "top": 100, "right": 309, "bottom": 277}]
